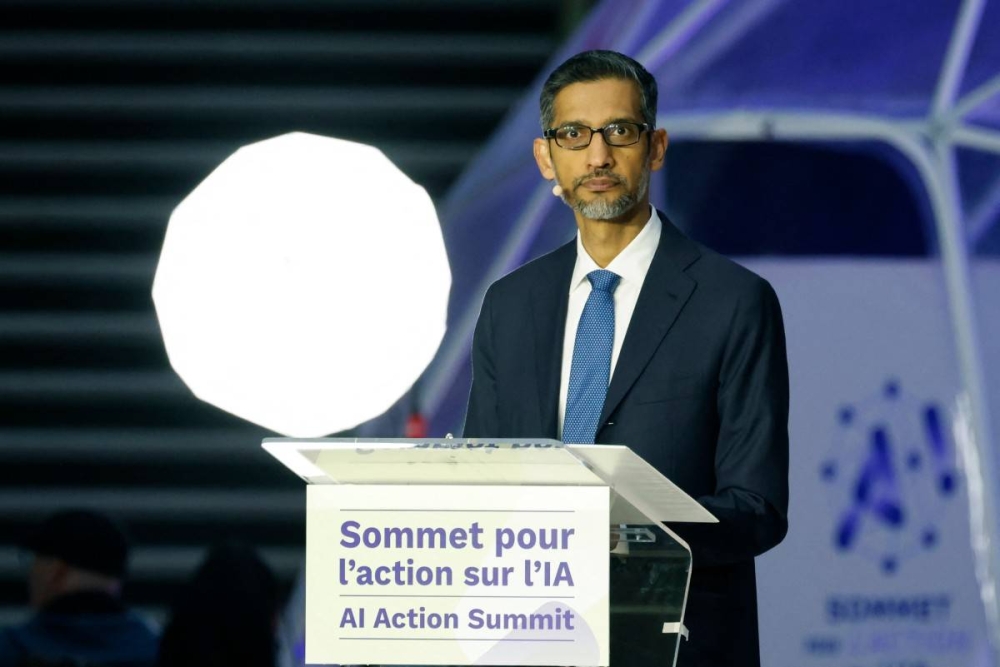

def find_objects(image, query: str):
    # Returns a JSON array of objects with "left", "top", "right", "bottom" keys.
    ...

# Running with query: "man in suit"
[{"left": 463, "top": 50, "right": 789, "bottom": 666}]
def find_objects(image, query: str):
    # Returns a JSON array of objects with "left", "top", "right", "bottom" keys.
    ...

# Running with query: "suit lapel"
[
  {"left": 530, "top": 241, "right": 575, "bottom": 438},
  {"left": 599, "top": 215, "right": 701, "bottom": 427}
]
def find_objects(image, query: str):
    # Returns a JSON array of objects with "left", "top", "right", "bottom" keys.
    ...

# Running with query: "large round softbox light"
[{"left": 153, "top": 132, "right": 450, "bottom": 437}]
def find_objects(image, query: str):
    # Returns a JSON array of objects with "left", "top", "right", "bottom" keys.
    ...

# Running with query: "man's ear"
[
  {"left": 533, "top": 137, "right": 556, "bottom": 181},
  {"left": 649, "top": 128, "right": 669, "bottom": 172}
]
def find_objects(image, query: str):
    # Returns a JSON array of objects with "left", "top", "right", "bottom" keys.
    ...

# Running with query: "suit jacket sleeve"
[
  {"left": 669, "top": 277, "right": 790, "bottom": 565},
  {"left": 463, "top": 286, "right": 498, "bottom": 438}
]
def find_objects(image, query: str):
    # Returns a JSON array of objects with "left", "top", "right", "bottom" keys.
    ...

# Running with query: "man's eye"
[
  {"left": 611, "top": 125, "right": 628, "bottom": 135},
  {"left": 563, "top": 128, "right": 581, "bottom": 138}
]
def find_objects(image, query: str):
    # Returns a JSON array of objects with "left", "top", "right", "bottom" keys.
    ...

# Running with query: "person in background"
[
  {"left": 156, "top": 542, "right": 279, "bottom": 667},
  {"left": 0, "top": 509, "right": 158, "bottom": 667}
]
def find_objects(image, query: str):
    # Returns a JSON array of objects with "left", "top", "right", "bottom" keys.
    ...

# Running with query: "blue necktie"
[{"left": 563, "top": 269, "right": 620, "bottom": 444}]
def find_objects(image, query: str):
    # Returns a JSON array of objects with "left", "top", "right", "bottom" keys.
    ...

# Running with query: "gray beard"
[
  {"left": 565, "top": 166, "right": 650, "bottom": 222},
  {"left": 574, "top": 190, "right": 638, "bottom": 220}
]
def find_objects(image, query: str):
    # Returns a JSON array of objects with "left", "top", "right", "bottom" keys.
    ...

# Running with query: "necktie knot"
[{"left": 587, "top": 269, "right": 620, "bottom": 294}]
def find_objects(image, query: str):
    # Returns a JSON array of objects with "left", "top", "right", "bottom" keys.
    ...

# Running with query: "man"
[
  {"left": 464, "top": 50, "right": 789, "bottom": 666},
  {"left": 0, "top": 509, "right": 159, "bottom": 667}
]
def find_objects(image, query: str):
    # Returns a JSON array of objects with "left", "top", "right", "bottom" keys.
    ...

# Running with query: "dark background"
[{"left": 0, "top": 0, "right": 583, "bottom": 626}]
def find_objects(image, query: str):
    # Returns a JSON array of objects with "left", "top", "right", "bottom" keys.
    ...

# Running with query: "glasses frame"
[{"left": 543, "top": 122, "right": 652, "bottom": 150}]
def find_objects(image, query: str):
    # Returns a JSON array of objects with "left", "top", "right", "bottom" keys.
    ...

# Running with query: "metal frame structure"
[
  {"left": 650, "top": 0, "right": 1000, "bottom": 665},
  {"left": 647, "top": 2, "right": 1000, "bottom": 657},
  {"left": 640, "top": 0, "right": 1000, "bottom": 665}
]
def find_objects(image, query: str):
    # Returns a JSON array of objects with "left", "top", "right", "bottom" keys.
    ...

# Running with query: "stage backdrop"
[{"left": 750, "top": 259, "right": 999, "bottom": 667}]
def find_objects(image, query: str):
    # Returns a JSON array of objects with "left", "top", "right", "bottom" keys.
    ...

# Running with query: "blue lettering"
[
  {"left": 836, "top": 426, "right": 904, "bottom": 551},
  {"left": 340, "top": 520, "right": 361, "bottom": 548}
]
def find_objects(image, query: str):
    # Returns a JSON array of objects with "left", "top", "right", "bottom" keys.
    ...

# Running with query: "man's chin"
[{"left": 572, "top": 195, "right": 639, "bottom": 222}]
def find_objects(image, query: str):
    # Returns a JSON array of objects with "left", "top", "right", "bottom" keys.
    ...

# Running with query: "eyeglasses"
[{"left": 543, "top": 122, "right": 651, "bottom": 150}]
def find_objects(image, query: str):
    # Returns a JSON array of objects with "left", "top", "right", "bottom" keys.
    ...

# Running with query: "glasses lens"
[
  {"left": 604, "top": 123, "right": 641, "bottom": 146},
  {"left": 555, "top": 125, "right": 592, "bottom": 149}
]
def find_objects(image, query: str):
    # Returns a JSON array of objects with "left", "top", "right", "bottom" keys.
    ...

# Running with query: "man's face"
[{"left": 534, "top": 78, "right": 667, "bottom": 223}]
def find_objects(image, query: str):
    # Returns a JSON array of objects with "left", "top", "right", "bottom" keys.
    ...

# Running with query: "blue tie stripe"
[{"left": 563, "top": 269, "right": 620, "bottom": 444}]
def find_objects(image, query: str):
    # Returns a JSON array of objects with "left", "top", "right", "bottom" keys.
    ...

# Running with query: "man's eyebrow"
[
  {"left": 553, "top": 119, "right": 589, "bottom": 128},
  {"left": 604, "top": 116, "right": 643, "bottom": 125},
  {"left": 554, "top": 117, "right": 642, "bottom": 128}
]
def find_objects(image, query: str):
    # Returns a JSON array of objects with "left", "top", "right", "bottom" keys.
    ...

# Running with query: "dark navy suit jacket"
[{"left": 463, "top": 215, "right": 789, "bottom": 667}]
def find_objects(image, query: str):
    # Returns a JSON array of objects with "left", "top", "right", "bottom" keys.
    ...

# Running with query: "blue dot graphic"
[
  {"left": 922, "top": 528, "right": 937, "bottom": 548},
  {"left": 939, "top": 472, "right": 957, "bottom": 496},
  {"left": 838, "top": 406, "right": 855, "bottom": 425},
  {"left": 884, "top": 380, "right": 900, "bottom": 399},
  {"left": 829, "top": 382, "right": 956, "bottom": 576}
]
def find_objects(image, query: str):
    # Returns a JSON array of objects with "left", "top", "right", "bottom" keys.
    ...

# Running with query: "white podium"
[{"left": 263, "top": 437, "right": 716, "bottom": 667}]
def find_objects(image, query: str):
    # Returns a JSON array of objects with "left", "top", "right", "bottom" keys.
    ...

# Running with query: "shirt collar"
[{"left": 570, "top": 207, "right": 662, "bottom": 292}]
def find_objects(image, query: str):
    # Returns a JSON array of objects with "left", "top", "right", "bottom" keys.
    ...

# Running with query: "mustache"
[{"left": 572, "top": 169, "right": 625, "bottom": 189}]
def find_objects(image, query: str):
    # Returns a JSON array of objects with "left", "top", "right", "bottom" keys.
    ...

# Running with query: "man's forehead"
[{"left": 551, "top": 77, "right": 642, "bottom": 125}]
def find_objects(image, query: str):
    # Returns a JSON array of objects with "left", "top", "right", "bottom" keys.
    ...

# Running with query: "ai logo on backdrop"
[{"left": 819, "top": 379, "right": 958, "bottom": 574}]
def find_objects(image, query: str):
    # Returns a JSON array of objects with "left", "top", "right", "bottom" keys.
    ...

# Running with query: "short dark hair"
[{"left": 539, "top": 50, "right": 658, "bottom": 131}]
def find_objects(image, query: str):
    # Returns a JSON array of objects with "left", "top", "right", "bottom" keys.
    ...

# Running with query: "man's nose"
[{"left": 585, "top": 131, "right": 614, "bottom": 171}]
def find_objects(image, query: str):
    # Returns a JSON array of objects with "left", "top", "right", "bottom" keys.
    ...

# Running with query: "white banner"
[
  {"left": 749, "top": 260, "right": 999, "bottom": 667},
  {"left": 306, "top": 484, "right": 610, "bottom": 665}
]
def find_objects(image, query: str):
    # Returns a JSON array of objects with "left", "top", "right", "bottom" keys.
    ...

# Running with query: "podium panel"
[{"left": 306, "top": 484, "right": 609, "bottom": 665}]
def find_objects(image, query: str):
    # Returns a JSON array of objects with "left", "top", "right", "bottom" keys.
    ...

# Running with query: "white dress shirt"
[{"left": 558, "top": 207, "right": 662, "bottom": 437}]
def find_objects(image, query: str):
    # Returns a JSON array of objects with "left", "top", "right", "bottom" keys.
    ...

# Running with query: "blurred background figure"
[
  {"left": 0, "top": 509, "right": 158, "bottom": 667},
  {"left": 156, "top": 543, "right": 279, "bottom": 667}
]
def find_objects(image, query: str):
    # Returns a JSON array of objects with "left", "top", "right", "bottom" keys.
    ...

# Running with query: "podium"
[{"left": 263, "top": 437, "right": 716, "bottom": 667}]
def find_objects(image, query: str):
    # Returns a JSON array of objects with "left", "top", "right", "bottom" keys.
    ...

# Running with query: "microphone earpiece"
[{"left": 552, "top": 184, "right": 563, "bottom": 197}]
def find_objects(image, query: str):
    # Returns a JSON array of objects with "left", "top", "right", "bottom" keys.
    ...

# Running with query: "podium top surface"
[
  {"left": 262, "top": 437, "right": 716, "bottom": 524},
  {"left": 263, "top": 437, "right": 597, "bottom": 485}
]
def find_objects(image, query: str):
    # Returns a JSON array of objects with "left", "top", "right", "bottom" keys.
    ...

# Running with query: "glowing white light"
[{"left": 153, "top": 132, "right": 450, "bottom": 436}]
